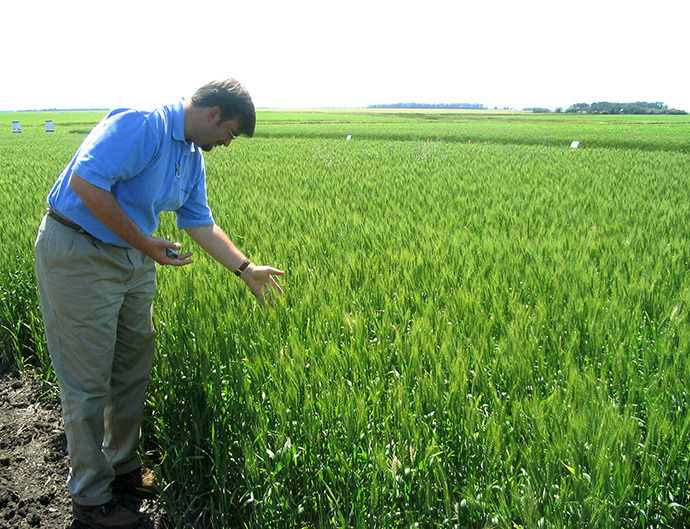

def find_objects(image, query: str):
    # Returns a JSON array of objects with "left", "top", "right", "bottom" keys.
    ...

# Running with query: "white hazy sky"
[{"left": 3, "top": 0, "right": 689, "bottom": 112}]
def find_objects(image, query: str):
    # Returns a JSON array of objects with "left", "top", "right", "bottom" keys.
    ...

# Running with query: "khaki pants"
[{"left": 34, "top": 214, "right": 157, "bottom": 506}]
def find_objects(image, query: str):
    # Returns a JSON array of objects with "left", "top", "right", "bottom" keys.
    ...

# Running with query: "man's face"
[{"left": 197, "top": 108, "right": 240, "bottom": 152}]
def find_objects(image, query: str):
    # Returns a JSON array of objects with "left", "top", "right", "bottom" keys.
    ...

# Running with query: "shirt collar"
[{"left": 171, "top": 100, "right": 197, "bottom": 152}]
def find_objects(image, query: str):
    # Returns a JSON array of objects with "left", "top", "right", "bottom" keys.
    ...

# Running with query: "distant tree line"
[
  {"left": 565, "top": 101, "right": 687, "bottom": 115},
  {"left": 368, "top": 103, "right": 487, "bottom": 110},
  {"left": 367, "top": 101, "right": 687, "bottom": 115}
]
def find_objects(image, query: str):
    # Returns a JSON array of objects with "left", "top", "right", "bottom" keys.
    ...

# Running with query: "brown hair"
[{"left": 191, "top": 79, "right": 256, "bottom": 137}]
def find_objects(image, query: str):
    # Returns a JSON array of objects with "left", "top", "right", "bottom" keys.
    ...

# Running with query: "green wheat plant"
[{"left": 1, "top": 111, "right": 689, "bottom": 527}]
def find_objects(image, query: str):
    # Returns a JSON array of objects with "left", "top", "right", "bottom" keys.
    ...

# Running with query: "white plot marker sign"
[{"left": 570, "top": 140, "right": 580, "bottom": 149}]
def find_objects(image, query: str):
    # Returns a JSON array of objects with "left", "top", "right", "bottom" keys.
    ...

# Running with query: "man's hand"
[
  {"left": 145, "top": 237, "right": 194, "bottom": 266},
  {"left": 241, "top": 264, "right": 285, "bottom": 305}
]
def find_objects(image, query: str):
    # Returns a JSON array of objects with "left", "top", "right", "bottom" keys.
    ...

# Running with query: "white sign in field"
[
  {"left": 45, "top": 120, "right": 55, "bottom": 132},
  {"left": 12, "top": 121, "right": 21, "bottom": 133}
]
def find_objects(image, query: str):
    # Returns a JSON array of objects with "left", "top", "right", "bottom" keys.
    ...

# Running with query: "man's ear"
[{"left": 207, "top": 106, "right": 222, "bottom": 124}]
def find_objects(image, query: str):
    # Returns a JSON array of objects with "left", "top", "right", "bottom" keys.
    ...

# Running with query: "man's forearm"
[
  {"left": 70, "top": 174, "right": 151, "bottom": 252},
  {"left": 184, "top": 224, "right": 249, "bottom": 273},
  {"left": 185, "top": 223, "right": 285, "bottom": 303}
]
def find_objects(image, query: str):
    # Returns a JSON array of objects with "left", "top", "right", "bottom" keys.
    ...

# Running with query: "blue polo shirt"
[{"left": 47, "top": 100, "right": 214, "bottom": 246}]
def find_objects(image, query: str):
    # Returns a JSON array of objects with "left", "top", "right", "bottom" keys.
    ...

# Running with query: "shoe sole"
[{"left": 73, "top": 510, "right": 140, "bottom": 529}]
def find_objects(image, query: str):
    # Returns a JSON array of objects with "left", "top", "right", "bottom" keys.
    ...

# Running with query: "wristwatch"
[{"left": 234, "top": 260, "right": 250, "bottom": 276}]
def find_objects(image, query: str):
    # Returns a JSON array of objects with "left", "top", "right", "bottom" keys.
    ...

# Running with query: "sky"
[{"left": 3, "top": 0, "right": 689, "bottom": 112}]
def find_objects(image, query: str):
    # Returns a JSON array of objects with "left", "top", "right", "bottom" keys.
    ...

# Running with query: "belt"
[{"left": 46, "top": 208, "right": 91, "bottom": 236}]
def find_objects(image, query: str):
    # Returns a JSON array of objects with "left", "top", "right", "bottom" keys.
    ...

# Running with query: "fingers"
[
  {"left": 259, "top": 286, "right": 275, "bottom": 307},
  {"left": 166, "top": 255, "right": 194, "bottom": 266},
  {"left": 270, "top": 276, "right": 285, "bottom": 297},
  {"left": 255, "top": 282, "right": 282, "bottom": 305},
  {"left": 247, "top": 267, "right": 285, "bottom": 305},
  {"left": 161, "top": 246, "right": 193, "bottom": 266}
]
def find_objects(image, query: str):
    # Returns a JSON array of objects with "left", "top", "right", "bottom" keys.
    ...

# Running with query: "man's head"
[{"left": 190, "top": 79, "right": 256, "bottom": 138}]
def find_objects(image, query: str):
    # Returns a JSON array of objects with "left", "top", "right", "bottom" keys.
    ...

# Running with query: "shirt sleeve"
[{"left": 71, "top": 109, "right": 159, "bottom": 191}]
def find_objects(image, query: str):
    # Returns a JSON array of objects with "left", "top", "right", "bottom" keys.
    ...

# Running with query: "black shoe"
[
  {"left": 72, "top": 499, "right": 139, "bottom": 529},
  {"left": 112, "top": 467, "right": 157, "bottom": 498}
]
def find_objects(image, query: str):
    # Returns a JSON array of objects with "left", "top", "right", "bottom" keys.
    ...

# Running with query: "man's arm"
[
  {"left": 70, "top": 174, "right": 193, "bottom": 266},
  {"left": 184, "top": 223, "right": 285, "bottom": 303}
]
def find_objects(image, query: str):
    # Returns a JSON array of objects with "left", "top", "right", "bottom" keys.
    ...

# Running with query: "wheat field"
[{"left": 1, "top": 110, "right": 689, "bottom": 527}]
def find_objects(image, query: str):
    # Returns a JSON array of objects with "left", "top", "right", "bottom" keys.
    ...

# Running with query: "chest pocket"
[{"left": 155, "top": 152, "right": 196, "bottom": 211}]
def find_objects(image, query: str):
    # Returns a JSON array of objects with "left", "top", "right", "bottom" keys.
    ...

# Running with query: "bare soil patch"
[{"left": 0, "top": 364, "right": 167, "bottom": 529}]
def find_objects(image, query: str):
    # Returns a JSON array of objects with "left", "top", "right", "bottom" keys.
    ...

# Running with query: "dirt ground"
[{"left": 0, "top": 363, "right": 168, "bottom": 529}]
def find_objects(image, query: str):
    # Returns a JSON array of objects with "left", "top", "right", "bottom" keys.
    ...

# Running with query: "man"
[{"left": 34, "top": 78, "right": 284, "bottom": 529}]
